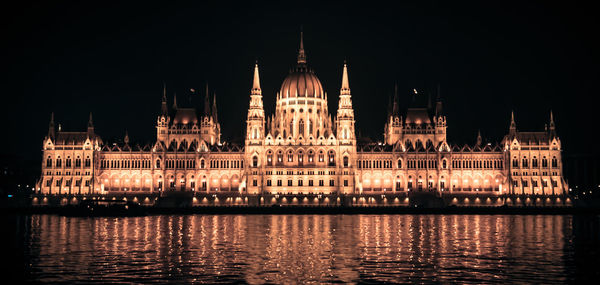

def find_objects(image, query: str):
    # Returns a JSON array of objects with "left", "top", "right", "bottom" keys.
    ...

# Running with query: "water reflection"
[{"left": 6, "top": 214, "right": 600, "bottom": 283}]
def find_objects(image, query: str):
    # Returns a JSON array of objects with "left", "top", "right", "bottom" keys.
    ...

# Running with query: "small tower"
[
  {"left": 245, "top": 61, "right": 266, "bottom": 194},
  {"left": 433, "top": 85, "right": 447, "bottom": 145},
  {"left": 246, "top": 61, "right": 266, "bottom": 144},
  {"left": 336, "top": 60, "right": 356, "bottom": 144},
  {"left": 476, "top": 130, "right": 482, "bottom": 146},
  {"left": 384, "top": 83, "right": 402, "bottom": 145},
  {"left": 156, "top": 86, "right": 171, "bottom": 144},
  {"left": 124, "top": 130, "right": 130, "bottom": 145}
]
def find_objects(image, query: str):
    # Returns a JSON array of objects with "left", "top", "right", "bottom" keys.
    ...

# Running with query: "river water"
[{"left": 4, "top": 214, "right": 600, "bottom": 284}]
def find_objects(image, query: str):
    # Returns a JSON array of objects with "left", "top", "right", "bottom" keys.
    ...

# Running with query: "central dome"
[{"left": 279, "top": 70, "right": 324, "bottom": 99}]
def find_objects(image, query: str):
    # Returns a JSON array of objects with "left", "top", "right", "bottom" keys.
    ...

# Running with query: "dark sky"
[{"left": 2, "top": 1, "right": 598, "bottom": 164}]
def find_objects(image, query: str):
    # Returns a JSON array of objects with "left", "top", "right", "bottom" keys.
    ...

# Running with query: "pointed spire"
[
  {"left": 124, "top": 130, "right": 129, "bottom": 145},
  {"left": 204, "top": 83, "right": 210, "bottom": 116},
  {"left": 161, "top": 83, "right": 168, "bottom": 116},
  {"left": 172, "top": 93, "right": 178, "bottom": 109},
  {"left": 392, "top": 83, "right": 399, "bottom": 116},
  {"left": 509, "top": 110, "right": 517, "bottom": 135},
  {"left": 435, "top": 84, "right": 443, "bottom": 117},
  {"left": 297, "top": 28, "right": 307, "bottom": 67},
  {"left": 549, "top": 110, "right": 556, "bottom": 136},
  {"left": 340, "top": 60, "right": 350, "bottom": 95},
  {"left": 48, "top": 112, "right": 55, "bottom": 138},
  {"left": 212, "top": 92, "right": 218, "bottom": 123},
  {"left": 251, "top": 61, "right": 261, "bottom": 95},
  {"left": 476, "top": 130, "right": 482, "bottom": 146},
  {"left": 87, "top": 112, "right": 94, "bottom": 135}
]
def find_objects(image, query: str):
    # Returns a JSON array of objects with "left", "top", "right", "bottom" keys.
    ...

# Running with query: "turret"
[
  {"left": 336, "top": 61, "right": 355, "bottom": 143},
  {"left": 246, "top": 62, "right": 266, "bottom": 143},
  {"left": 384, "top": 84, "right": 402, "bottom": 145}
]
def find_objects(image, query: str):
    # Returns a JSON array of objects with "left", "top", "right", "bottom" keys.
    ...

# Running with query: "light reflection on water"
[{"left": 9, "top": 214, "right": 600, "bottom": 283}]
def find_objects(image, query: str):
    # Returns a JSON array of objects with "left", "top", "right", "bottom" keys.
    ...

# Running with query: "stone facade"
[{"left": 36, "top": 35, "right": 568, "bottom": 197}]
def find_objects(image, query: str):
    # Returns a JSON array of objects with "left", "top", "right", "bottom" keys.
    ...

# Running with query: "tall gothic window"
[
  {"left": 552, "top": 156, "right": 558, "bottom": 168},
  {"left": 252, "top": 156, "right": 258, "bottom": 167},
  {"left": 343, "top": 156, "right": 349, "bottom": 167},
  {"left": 308, "top": 119, "right": 312, "bottom": 136},
  {"left": 299, "top": 119, "right": 304, "bottom": 136},
  {"left": 289, "top": 119, "right": 294, "bottom": 137},
  {"left": 46, "top": 156, "right": 52, "bottom": 167}
]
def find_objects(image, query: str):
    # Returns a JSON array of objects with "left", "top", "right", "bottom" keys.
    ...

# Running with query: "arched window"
[
  {"left": 252, "top": 156, "right": 258, "bottom": 167},
  {"left": 299, "top": 119, "right": 304, "bottom": 136},
  {"left": 277, "top": 151, "right": 283, "bottom": 164},
  {"left": 522, "top": 157, "right": 528, "bottom": 168},
  {"left": 56, "top": 156, "right": 62, "bottom": 167},
  {"left": 266, "top": 151, "right": 273, "bottom": 166},
  {"left": 532, "top": 156, "right": 538, "bottom": 168},
  {"left": 66, "top": 156, "right": 71, "bottom": 167},
  {"left": 289, "top": 119, "right": 294, "bottom": 137},
  {"left": 328, "top": 151, "right": 335, "bottom": 166},
  {"left": 156, "top": 159, "right": 161, "bottom": 168},
  {"left": 552, "top": 156, "right": 558, "bottom": 168},
  {"left": 200, "top": 159, "right": 205, "bottom": 169},
  {"left": 298, "top": 151, "right": 304, "bottom": 166},
  {"left": 287, "top": 150, "right": 293, "bottom": 162},
  {"left": 318, "top": 151, "right": 324, "bottom": 162},
  {"left": 46, "top": 156, "right": 52, "bottom": 167},
  {"left": 75, "top": 156, "right": 81, "bottom": 167},
  {"left": 343, "top": 156, "right": 349, "bottom": 167},
  {"left": 513, "top": 157, "right": 518, "bottom": 168},
  {"left": 542, "top": 156, "right": 548, "bottom": 168},
  {"left": 397, "top": 159, "right": 402, "bottom": 169},
  {"left": 308, "top": 150, "right": 314, "bottom": 163},
  {"left": 442, "top": 159, "right": 447, "bottom": 169}
]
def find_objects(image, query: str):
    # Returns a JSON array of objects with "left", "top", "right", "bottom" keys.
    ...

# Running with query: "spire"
[
  {"left": 297, "top": 28, "right": 307, "bottom": 67},
  {"left": 549, "top": 110, "right": 556, "bottom": 136},
  {"left": 161, "top": 83, "right": 168, "bottom": 116},
  {"left": 476, "top": 130, "right": 482, "bottom": 146},
  {"left": 204, "top": 83, "right": 210, "bottom": 116},
  {"left": 251, "top": 61, "right": 261, "bottom": 95},
  {"left": 48, "top": 112, "right": 55, "bottom": 138},
  {"left": 172, "top": 93, "right": 178, "bottom": 109},
  {"left": 509, "top": 110, "right": 517, "bottom": 135},
  {"left": 124, "top": 130, "right": 129, "bottom": 145},
  {"left": 435, "top": 84, "right": 443, "bottom": 117},
  {"left": 87, "top": 112, "right": 94, "bottom": 135},
  {"left": 392, "top": 83, "right": 399, "bottom": 116},
  {"left": 340, "top": 60, "right": 350, "bottom": 95},
  {"left": 212, "top": 92, "right": 218, "bottom": 123}
]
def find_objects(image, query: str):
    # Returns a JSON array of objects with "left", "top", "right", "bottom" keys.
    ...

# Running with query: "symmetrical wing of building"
[{"left": 37, "top": 35, "right": 568, "bottom": 197}]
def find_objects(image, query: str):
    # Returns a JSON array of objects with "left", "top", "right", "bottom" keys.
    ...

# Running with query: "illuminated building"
[{"left": 36, "top": 33, "right": 568, "bottom": 198}]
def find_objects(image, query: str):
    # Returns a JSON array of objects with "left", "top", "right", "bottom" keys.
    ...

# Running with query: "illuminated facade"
[{"left": 37, "top": 34, "right": 568, "bottom": 198}]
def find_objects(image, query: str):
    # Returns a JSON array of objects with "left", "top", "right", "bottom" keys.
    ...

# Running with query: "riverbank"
[{"left": 2, "top": 205, "right": 600, "bottom": 215}]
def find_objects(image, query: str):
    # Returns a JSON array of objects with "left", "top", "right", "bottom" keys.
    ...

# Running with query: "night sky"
[{"left": 2, "top": 1, "right": 598, "bottom": 167}]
